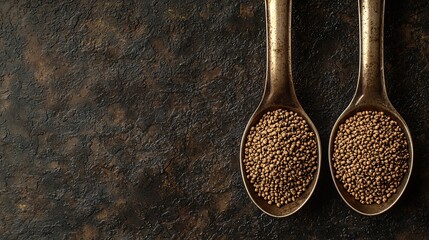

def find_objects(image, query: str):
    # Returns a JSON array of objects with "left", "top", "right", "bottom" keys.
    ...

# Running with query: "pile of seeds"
[
  {"left": 243, "top": 109, "right": 318, "bottom": 207},
  {"left": 333, "top": 110, "right": 410, "bottom": 205}
]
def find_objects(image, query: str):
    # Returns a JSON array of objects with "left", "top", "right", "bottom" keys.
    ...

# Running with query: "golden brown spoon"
[
  {"left": 328, "top": 0, "right": 414, "bottom": 215},
  {"left": 240, "top": 0, "right": 322, "bottom": 217}
]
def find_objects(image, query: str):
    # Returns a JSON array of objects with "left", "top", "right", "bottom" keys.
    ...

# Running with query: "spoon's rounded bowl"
[
  {"left": 328, "top": 104, "right": 413, "bottom": 216},
  {"left": 240, "top": 105, "right": 322, "bottom": 217}
]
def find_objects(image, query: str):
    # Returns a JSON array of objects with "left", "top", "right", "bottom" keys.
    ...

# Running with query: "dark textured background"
[{"left": 0, "top": 0, "right": 428, "bottom": 239}]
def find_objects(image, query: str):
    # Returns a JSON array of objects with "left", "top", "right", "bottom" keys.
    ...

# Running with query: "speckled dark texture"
[{"left": 0, "top": 0, "right": 428, "bottom": 239}]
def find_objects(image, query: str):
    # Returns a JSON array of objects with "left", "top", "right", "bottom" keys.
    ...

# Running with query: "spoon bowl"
[
  {"left": 329, "top": 102, "right": 413, "bottom": 215},
  {"left": 241, "top": 104, "right": 322, "bottom": 217},
  {"left": 328, "top": 0, "right": 413, "bottom": 215},
  {"left": 239, "top": 0, "right": 322, "bottom": 217}
]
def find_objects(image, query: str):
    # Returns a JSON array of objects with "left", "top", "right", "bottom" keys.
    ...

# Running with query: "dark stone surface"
[{"left": 0, "top": 0, "right": 428, "bottom": 239}]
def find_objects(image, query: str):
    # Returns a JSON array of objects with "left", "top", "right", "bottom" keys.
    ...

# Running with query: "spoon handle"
[
  {"left": 356, "top": 0, "right": 389, "bottom": 103},
  {"left": 264, "top": 0, "right": 299, "bottom": 107}
]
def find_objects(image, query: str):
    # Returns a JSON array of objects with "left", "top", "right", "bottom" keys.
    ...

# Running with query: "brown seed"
[
  {"left": 333, "top": 111, "right": 409, "bottom": 205},
  {"left": 244, "top": 109, "right": 318, "bottom": 207}
]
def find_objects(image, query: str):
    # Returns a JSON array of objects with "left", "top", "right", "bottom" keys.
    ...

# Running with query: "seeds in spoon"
[
  {"left": 243, "top": 109, "right": 318, "bottom": 207},
  {"left": 332, "top": 110, "right": 409, "bottom": 205}
]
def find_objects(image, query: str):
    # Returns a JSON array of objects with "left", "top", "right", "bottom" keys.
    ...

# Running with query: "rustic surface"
[{"left": 0, "top": 0, "right": 428, "bottom": 239}]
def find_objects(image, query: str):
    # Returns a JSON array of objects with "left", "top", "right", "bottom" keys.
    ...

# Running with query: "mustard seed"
[
  {"left": 333, "top": 111, "right": 409, "bottom": 205},
  {"left": 244, "top": 109, "right": 318, "bottom": 207}
]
